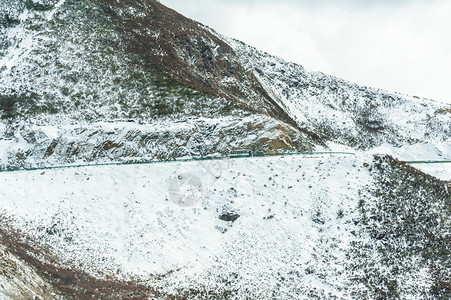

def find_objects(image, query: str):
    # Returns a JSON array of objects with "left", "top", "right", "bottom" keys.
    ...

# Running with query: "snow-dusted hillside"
[
  {"left": 369, "top": 143, "right": 451, "bottom": 180},
  {"left": 1, "top": 0, "right": 450, "bottom": 171},
  {"left": 0, "top": 0, "right": 450, "bottom": 298},
  {"left": 0, "top": 0, "right": 315, "bottom": 170},
  {"left": 0, "top": 154, "right": 449, "bottom": 298},
  {"left": 225, "top": 37, "right": 451, "bottom": 148}
]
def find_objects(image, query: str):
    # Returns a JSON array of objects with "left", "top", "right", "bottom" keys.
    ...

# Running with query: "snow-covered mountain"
[
  {"left": 0, "top": 0, "right": 450, "bottom": 299},
  {"left": 1, "top": 0, "right": 450, "bottom": 169},
  {"left": 0, "top": 0, "right": 315, "bottom": 170}
]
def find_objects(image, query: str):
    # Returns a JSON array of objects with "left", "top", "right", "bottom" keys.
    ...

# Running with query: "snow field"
[{"left": 0, "top": 155, "right": 372, "bottom": 296}]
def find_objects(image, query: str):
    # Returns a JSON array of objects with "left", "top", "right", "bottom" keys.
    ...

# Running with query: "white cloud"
[{"left": 162, "top": 0, "right": 451, "bottom": 104}]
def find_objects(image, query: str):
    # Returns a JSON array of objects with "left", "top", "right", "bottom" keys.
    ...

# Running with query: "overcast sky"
[{"left": 161, "top": 0, "right": 451, "bottom": 104}]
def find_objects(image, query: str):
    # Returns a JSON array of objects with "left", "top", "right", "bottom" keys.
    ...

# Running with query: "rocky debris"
[
  {"left": 218, "top": 212, "right": 240, "bottom": 222},
  {"left": 0, "top": 240, "right": 57, "bottom": 300}
]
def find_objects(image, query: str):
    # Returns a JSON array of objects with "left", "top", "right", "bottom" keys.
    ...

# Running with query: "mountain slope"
[
  {"left": 0, "top": 0, "right": 450, "bottom": 299},
  {"left": 226, "top": 37, "right": 450, "bottom": 148},
  {"left": 1, "top": 0, "right": 450, "bottom": 170},
  {"left": 0, "top": 0, "right": 313, "bottom": 170},
  {"left": 0, "top": 154, "right": 449, "bottom": 298}
]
